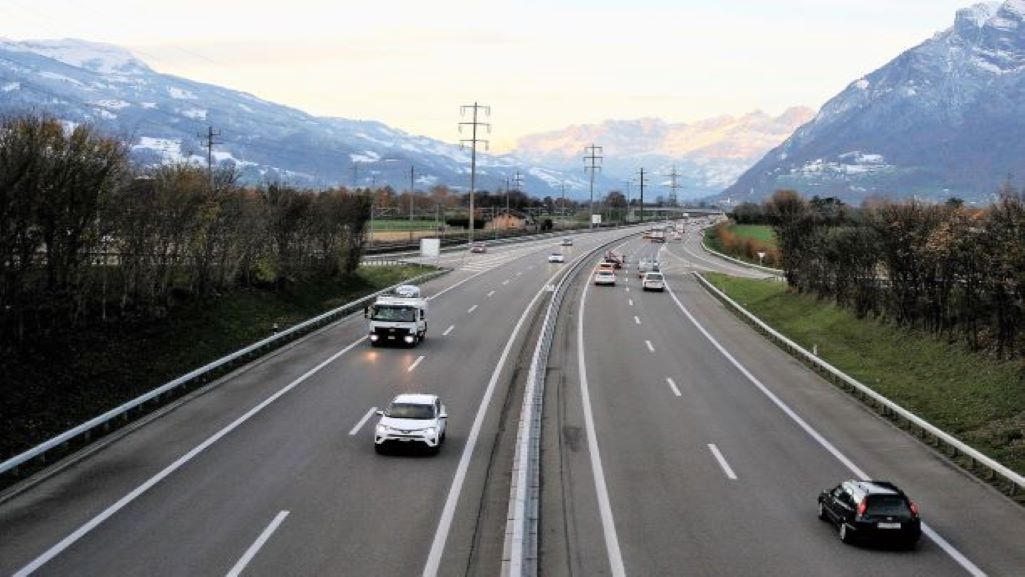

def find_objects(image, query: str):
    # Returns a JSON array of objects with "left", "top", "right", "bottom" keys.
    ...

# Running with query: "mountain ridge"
[{"left": 722, "top": 0, "right": 1025, "bottom": 205}]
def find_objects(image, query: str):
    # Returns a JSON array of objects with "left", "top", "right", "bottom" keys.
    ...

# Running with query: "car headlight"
[
  {"left": 369, "top": 334, "right": 379, "bottom": 341},
  {"left": 376, "top": 424, "right": 388, "bottom": 435},
  {"left": 404, "top": 335, "right": 415, "bottom": 343},
  {"left": 423, "top": 427, "right": 437, "bottom": 438}
]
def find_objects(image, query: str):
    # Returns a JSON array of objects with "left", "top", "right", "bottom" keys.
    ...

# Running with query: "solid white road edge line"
[
  {"left": 645, "top": 340, "right": 655, "bottom": 353},
  {"left": 12, "top": 337, "right": 367, "bottom": 577},
  {"left": 577, "top": 268, "right": 628, "bottom": 577},
  {"left": 708, "top": 443, "right": 738, "bottom": 480},
  {"left": 408, "top": 355, "right": 425, "bottom": 372},
  {"left": 421, "top": 249, "right": 594, "bottom": 577},
  {"left": 225, "top": 510, "right": 290, "bottom": 577},
  {"left": 666, "top": 377, "right": 682, "bottom": 397},
  {"left": 442, "top": 325, "right": 455, "bottom": 336},
  {"left": 349, "top": 407, "right": 378, "bottom": 436},
  {"left": 665, "top": 279, "right": 987, "bottom": 577}
]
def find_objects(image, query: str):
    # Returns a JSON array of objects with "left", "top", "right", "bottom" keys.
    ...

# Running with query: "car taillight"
[
  {"left": 856, "top": 500, "right": 867, "bottom": 517},
  {"left": 910, "top": 502, "right": 919, "bottom": 517}
]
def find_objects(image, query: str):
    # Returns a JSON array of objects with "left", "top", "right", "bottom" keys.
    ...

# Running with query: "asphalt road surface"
[
  {"left": 540, "top": 233, "right": 1025, "bottom": 577},
  {"left": 0, "top": 228, "right": 633, "bottom": 577}
]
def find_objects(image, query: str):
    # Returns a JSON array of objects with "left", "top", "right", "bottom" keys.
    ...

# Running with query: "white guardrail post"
[
  {"left": 501, "top": 232, "right": 639, "bottom": 577},
  {"left": 0, "top": 268, "right": 450, "bottom": 479},
  {"left": 693, "top": 272, "right": 1025, "bottom": 497}
]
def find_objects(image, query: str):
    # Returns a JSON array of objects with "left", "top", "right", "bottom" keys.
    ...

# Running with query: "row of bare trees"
[
  {"left": 765, "top": 188, "right": 1025, "bottom": 357},
  {"left": 1, "top": 115, "right": 371, "bottom": 348}
]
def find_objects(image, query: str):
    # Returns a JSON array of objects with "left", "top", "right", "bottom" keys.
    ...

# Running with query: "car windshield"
[
  {"left": 866, "top": 495, "right": 912, "bottom": 516},
  {"left": 387, "top": 403, "right": 434, "bottom": 419},
  {"left": 372, "top": 305, "right": 416, "bottom": 322}
]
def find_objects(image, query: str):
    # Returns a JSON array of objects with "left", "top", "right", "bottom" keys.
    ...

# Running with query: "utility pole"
[
  {"left": 409, "top": 164, "right": 416, "bottom": 223},
  {"left": 664, "top": 165, "right": 682, "bottom": 207},
  {"left": 459, "top": 102, "right": 491, "bottom": 244},
  {"left": 198, "top": 125, "right": 221, "bottom": 189},
  {"left": 560, "top": 181, "right": 566, "bottom": 225},
  {"left": 584, "top": 144, "right": 603, "bottom": 228},
  {"left": 511, "top": 170, "right": 524, "bottom": 218},
  {"left": 636, "top": 167, "right": 650, "bottom": 223},
  {"left": 625, "top": 180, "right": 632, "bottom": 222},
  {"left": 352, "top": 161, "right": 361, "bottom": 188}
]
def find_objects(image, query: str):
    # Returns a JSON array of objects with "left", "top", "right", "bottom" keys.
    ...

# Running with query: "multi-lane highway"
[
  {"left": 0, "top": 229, "right": 633, "bottom": 577},
  {"left": 4, "top": 222, "right": 1025, "bottom": 577},
  {"left": 539, "top": 231, "right": 1025, "bottom": 576}
]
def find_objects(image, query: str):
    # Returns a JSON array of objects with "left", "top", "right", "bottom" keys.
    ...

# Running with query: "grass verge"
[
  {"left": 705, "top": 273, "right": 1025, "bottom": 477},
  {"left": 0, "top": 265, "right": 433, "bottom": 461}
]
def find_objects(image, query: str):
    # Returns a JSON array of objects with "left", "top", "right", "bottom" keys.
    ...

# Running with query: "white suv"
[
  {"left": 594, "top": 270, "right": 616, "bottom": 286},
  {"left": 642, "top": 272, "right": 665, "bottom": 292},
  {"left": 374, "top": 394, "right": 448, "bottom": 454}
]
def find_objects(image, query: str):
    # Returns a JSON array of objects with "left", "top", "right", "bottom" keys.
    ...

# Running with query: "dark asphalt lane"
[
  {"left": 541, "top": 235, "right": 1025, "bottom": 576},
  {"left": 0, "top": 229, "right": 635, "bottom": 577}
]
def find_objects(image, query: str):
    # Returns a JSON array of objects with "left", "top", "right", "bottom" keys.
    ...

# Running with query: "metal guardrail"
[
  {"left": 694, "top": 272, "right": 1025, "bottom": 497},
  {"left": 0, "top": 268, "right": 450, "bottom": 479},
  {"left": 699, "top": 238, "right": 783, "bottom": 275},
  {"left": 501, "top": 231, "right": 638, "bottom": 577}
]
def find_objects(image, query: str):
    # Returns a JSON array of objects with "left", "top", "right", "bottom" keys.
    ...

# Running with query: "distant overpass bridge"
[{"left": 631, "top": 206, "right": 725, "bottom": 219}]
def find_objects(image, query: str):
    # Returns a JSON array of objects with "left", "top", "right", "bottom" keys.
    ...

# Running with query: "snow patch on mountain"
[{"left": 167, "top": 87, "right": 196, "bottom": 100}]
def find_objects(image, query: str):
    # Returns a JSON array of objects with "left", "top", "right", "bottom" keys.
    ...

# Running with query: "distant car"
[
  {"left": 818, "top": 480, "right": 921, "bottom": 548},
  {"left": 642, "top": 272, "right": 665, "bottom": 292},
  {"left": 637, "top": 258, "right": 660, "bottom": 278},
  {"left": 548, "top": 252, "right": 565, "bottom": 263},
  {"left": 469, "top": 241, "right": 487, "bottom": 253},
  {"left": 375, "top": 394, "right": 448, "bottom": 454},
  {"left": 594, "top": 270, "right": 616, "bottom": 286},
  {"left": 561, "top": 237, "right": 574, "bottom": 246},
  {"left": 393, "top": 284, "right": 421, "bottom": 298}
]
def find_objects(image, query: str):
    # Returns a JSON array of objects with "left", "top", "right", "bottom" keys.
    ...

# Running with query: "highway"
[
  {"left": 0, "top": 229, "right": 631, "bottom": 577},
  {"left": 4, "top": 222, "right": 1025, "bottom": 577},
  {"left": 539, "top": 231, "right": 1025, "bottom": 576}
]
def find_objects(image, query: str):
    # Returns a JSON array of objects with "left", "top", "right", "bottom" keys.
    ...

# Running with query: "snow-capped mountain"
[
  {"left": 723, "top": 0, "right": 1025, "bottom": 204},
  {"left": 510, "top": 108, "right": 813, "bottom": 201},
  {"left": 0, "top": 38, "right": 590, "bottom": 195}
]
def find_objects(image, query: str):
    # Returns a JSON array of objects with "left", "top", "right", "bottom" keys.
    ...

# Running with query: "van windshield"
[{"left": 372, "top": 305, "right": 416, "bottom": 322}]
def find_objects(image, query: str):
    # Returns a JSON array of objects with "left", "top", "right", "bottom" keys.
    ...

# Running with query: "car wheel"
[
  {"left": 817, "top": 502, "right": 827, "bottom": 521},
  {"left": 839, "top": 522, "right": 853, "bottom": 544}
]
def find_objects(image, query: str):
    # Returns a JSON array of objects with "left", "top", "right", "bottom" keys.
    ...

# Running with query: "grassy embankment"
[
  {"left": 1, "top": 265, "right": 431, "bottom": 459},
  {"left": 705, "top": 273, "right": 1025, "bottom": 476},
  {"left": 705, "top": 223, "right": 780, "bottom": 268}
]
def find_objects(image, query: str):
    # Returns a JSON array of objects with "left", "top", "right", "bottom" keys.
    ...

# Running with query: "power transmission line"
[
  {"left": 198, "top": 125, "right": 221, "bottom": 188},
  {"left": 583, "top": 144, "right": 603, "bottom": 228},
  {"left": 459, "top": 102, "right": 491, "bottom": 244},
  {"left": 663, "top": 165, "right": 682, "bottom": 207},
  {"left": 636, "top": 167, "right": 650, "bottom": 223}
]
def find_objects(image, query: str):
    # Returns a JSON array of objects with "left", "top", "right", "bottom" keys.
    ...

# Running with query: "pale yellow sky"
[{"left": 1, "top": 0, "right": 977, "bottom": 151}]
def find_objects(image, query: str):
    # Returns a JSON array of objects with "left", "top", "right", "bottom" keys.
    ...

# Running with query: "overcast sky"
[{"left": 1, "top": 0, "right": 976, "bottom": 150}]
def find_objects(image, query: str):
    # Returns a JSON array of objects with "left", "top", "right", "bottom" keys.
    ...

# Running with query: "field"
[
  {"left": 705, "top": 223, "right": 780, "bottom": 267},
  {"left": 705, "top": 273, "right": 1025, "bottom": 475}
]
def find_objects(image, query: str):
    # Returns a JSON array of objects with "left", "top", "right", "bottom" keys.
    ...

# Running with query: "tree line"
[
  {"left": 0, "top": 115, "right": 372, "bottom": 348},
  {"left": 760, "top": 188, "right": 1025, "bottom": 358}
]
